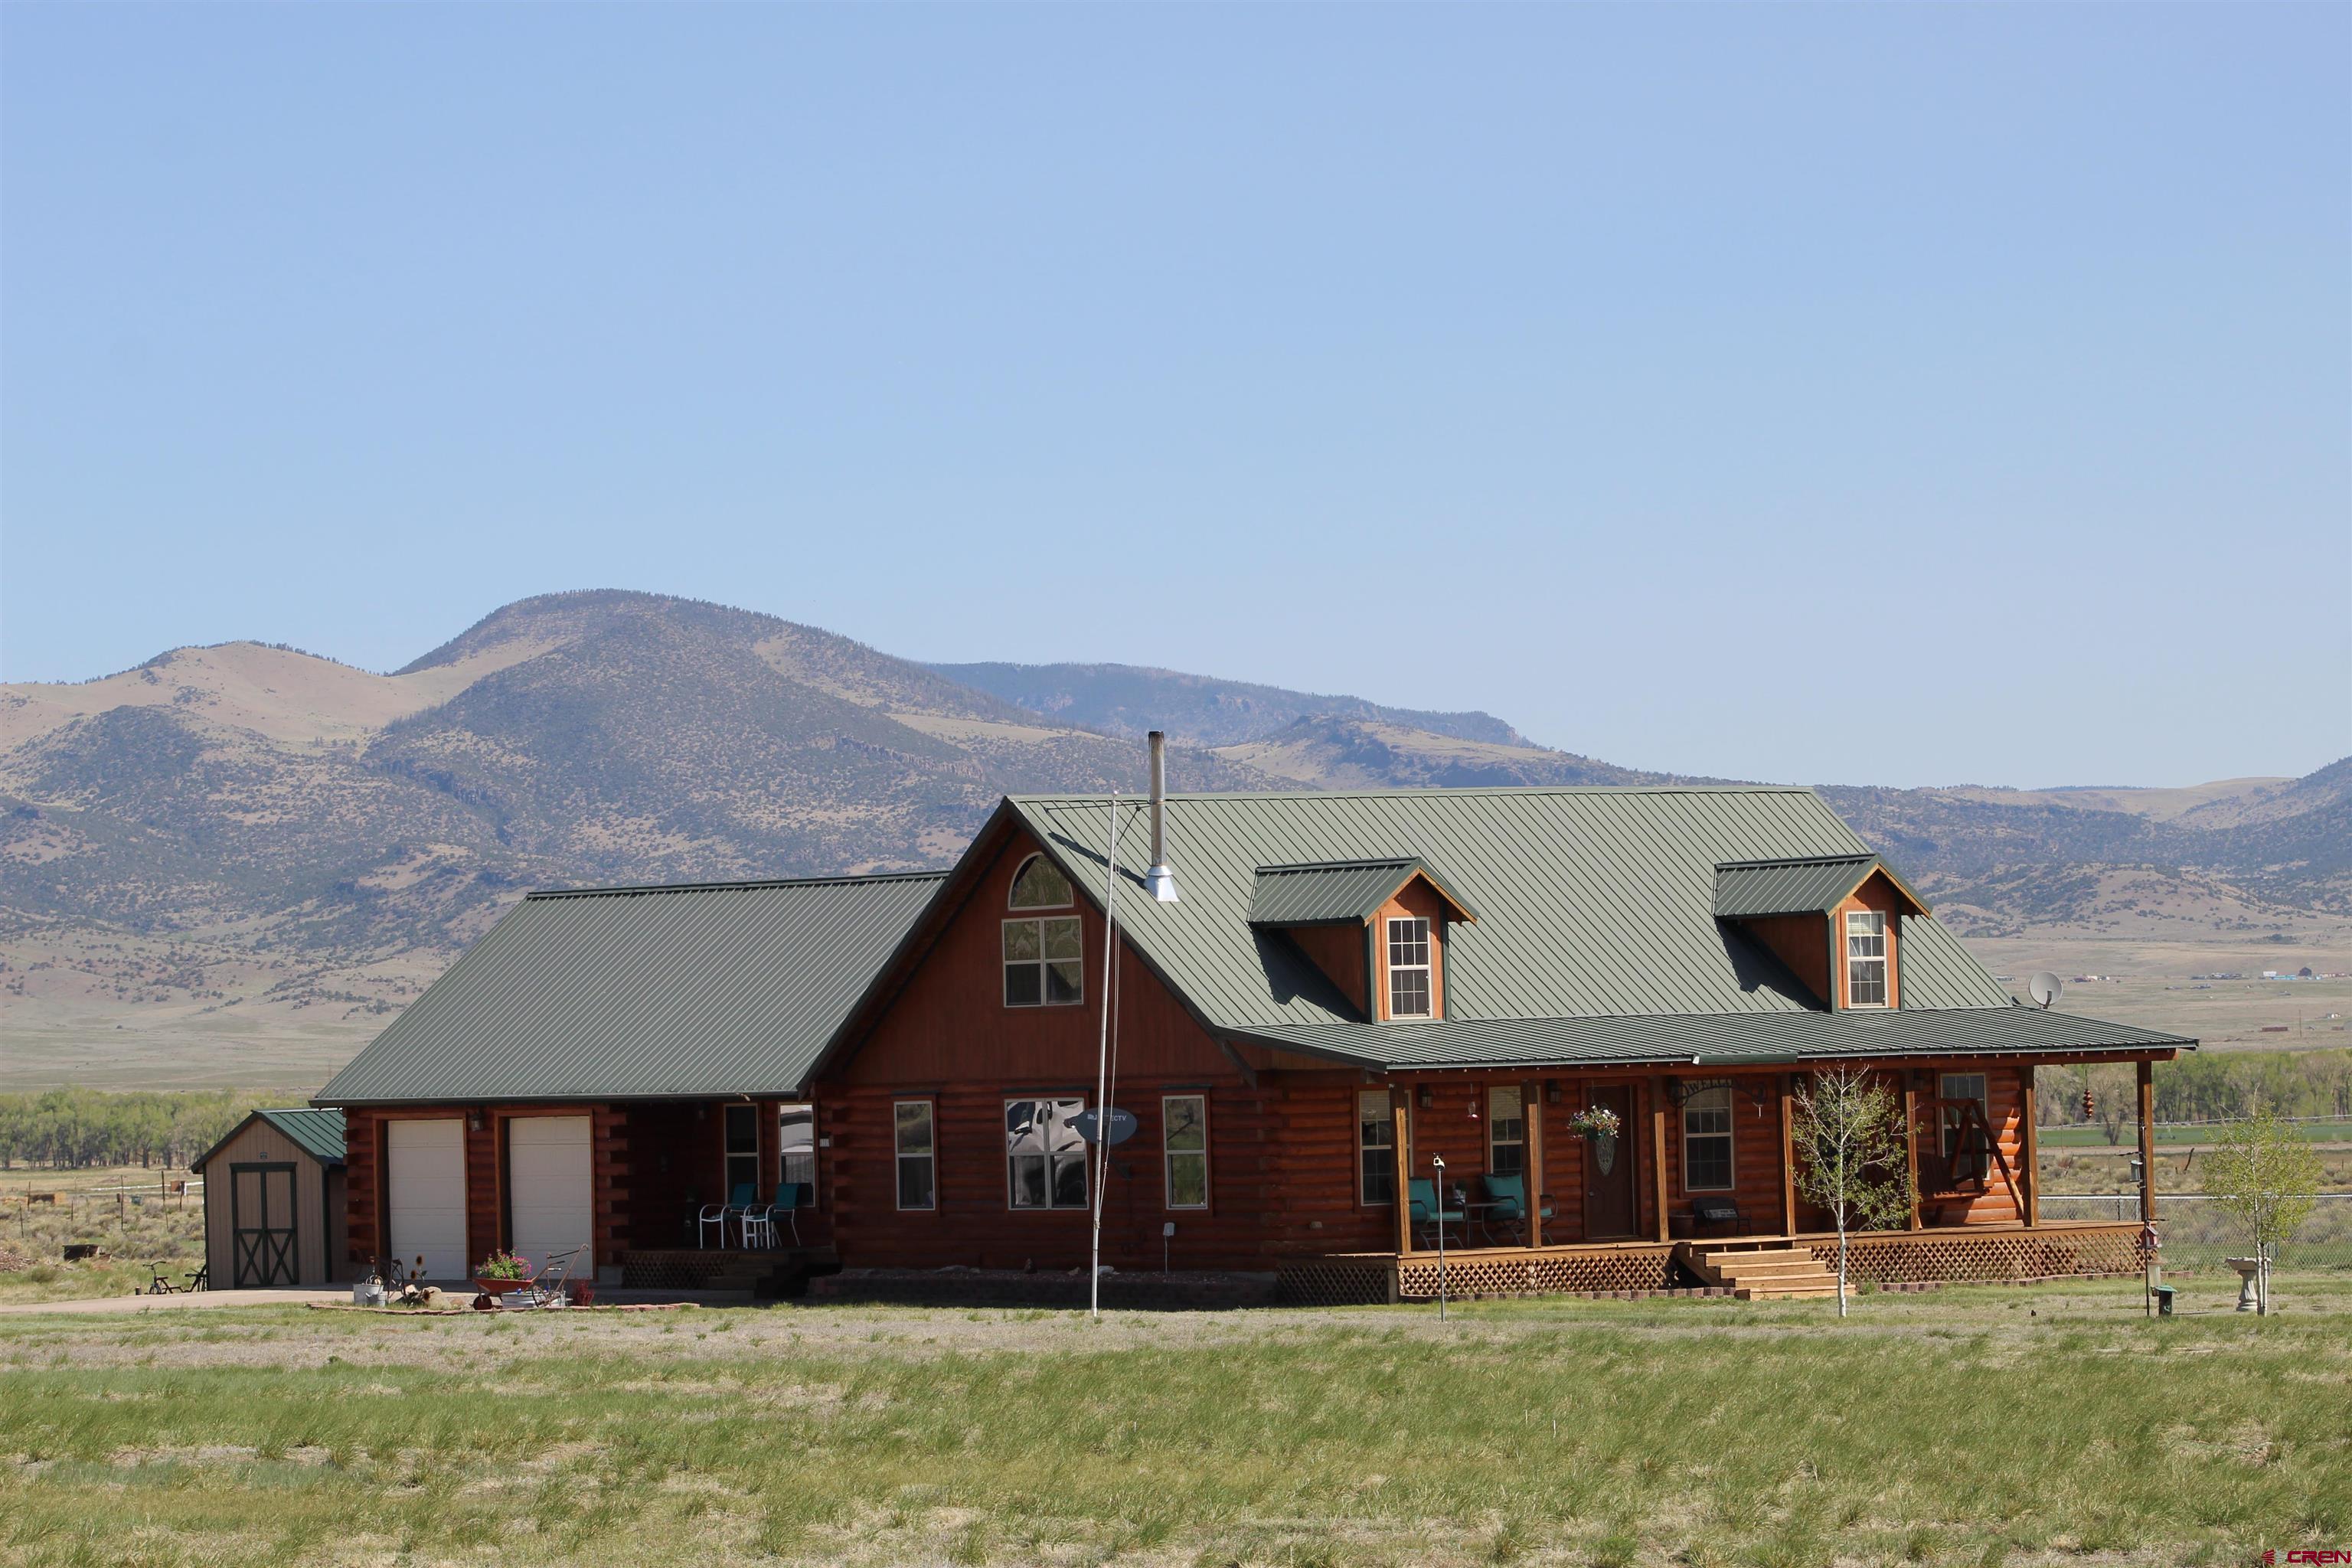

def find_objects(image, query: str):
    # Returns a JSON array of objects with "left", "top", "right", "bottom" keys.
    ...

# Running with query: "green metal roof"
[
  {"left": 1246, "top": 858, "right": 1478, "bottom": 927},
  {"left": 191, "top": 1106, "right": 346, "bottom": 1171},
  {"left": 1001, "top": 786, "right": 2180, "bottom": 1070},
  {"left": 1231, "top": 1006, "right": 2194, "bottom": 1073},
  {"left": 1714, "top": 854, "right": 1906, "bottom": 918},
  {"left": 1008, "top": 786, "right": 2013, "bottom": 1031},
  {"left": 317, "top": 872, "right": 946, "bottom": 1105}
]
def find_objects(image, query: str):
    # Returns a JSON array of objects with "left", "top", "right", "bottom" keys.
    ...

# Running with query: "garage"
[
  {"left": 507, "top": 1115, "right": 593, "bottom": 1272},
  {"left": 387, "top": 1118, "right": 469, "bottom": 1281}
]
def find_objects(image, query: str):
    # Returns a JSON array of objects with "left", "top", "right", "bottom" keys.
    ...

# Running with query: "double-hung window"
[
  {"left": 1162, "top": 1095, "right": 1208, "bottom": 1209},
  {"left": 1358, "top": 1089, "right": 1396, "bottom": 1205},
  {"left": 893, "top": 1101, "right": 936, "bottom": 1211},
  {"left": 1005, "top": 1097, "right": 1088, "bottom": 1210},
  {"left": 1387, "top": 917, "right": 1433, "bottom": 1018},
  {"left": 1845, "top": 911, "right": 1889, "bottom": 1007},
  {"left": 1487, "top": 1085, "right": 1525, "bottom": 1176},
  {"left": 1682, "top": 1086, "right": 1734, "bottom": 1191},
  {"left": 723, "top": 1104, "right": 760, "bottom": 1200}
]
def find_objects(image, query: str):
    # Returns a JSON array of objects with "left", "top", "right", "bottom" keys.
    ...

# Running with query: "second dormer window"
[
  {"left": 1387, "top": 916, "right": 1432, "bottom": 1018},
  {"left": 1846, "top": 911, "right": 1889, "bottom": 1007}
]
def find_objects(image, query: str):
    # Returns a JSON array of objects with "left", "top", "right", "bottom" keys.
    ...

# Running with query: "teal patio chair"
[
  {"left": 699, "top": 1182, "right": 756, "bottom": 1249},
  {"left": 744, "top": 1182, "right": 805, "bottom": 1249},
  {"left": 1407, "top": 1178, "right": 1463, "bottom": 1248},
  {"left": 1481, "top": 1172, "right": 1555, "bottom": 1244}
]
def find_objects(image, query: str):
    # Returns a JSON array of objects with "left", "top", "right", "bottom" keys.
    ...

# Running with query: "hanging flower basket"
[{"left": 1565, "top": 1106, "right": 1622, "bottom": 1142}]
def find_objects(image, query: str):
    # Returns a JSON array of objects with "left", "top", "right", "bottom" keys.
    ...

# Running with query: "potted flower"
[
  {"left": 473, "top": 1250, "right": 534, "bottom": 1296},
  {"left": 1565, "top": 1106, "right": 1622, "bottom": 1142}
]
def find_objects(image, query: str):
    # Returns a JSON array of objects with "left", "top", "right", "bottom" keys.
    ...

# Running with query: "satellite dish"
[
  {"left": 1070, "top": 1107, "right": 1138, "bottom": 1146},
  {"left": 2027, "top": 972, "right": 2063, "bottom": 1010}
]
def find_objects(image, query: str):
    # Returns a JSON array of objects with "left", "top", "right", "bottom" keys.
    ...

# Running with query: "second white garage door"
[
  {"left": 387, "top": 1119, "right": 469, "bottom": 1282},
  {"left": 508, "top": 1116, "right": 593, "bottom": 1272}
]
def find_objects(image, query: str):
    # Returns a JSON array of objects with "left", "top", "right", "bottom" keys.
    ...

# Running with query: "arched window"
[{"left": 1008, "top": 854, "right": 1073, "bottom": 910}]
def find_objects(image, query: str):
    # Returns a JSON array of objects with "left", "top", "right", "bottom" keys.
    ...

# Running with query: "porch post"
[
  {"left": 1391, "top": 1086, "right": 1415, "bottom": 1256},
  {"left": 2136, "top": 1060, "right": 2156, "bottom": 1223},
  {"left": 1648, "top": 1076, "right": 1670, "bottom": 1243},
  {"left": 1521, "top": 1079, "right": 1546, "bottom": 1249},
  {"left": 2019, "top": 1063, "right": 2040, "bottom": 1227},
  {"left": 1903, "top": 1083, "right": 1922, "bottom": 1231},
  {"left": 1779, "top": 1073, "right": 1798, "bottom": 1236}
]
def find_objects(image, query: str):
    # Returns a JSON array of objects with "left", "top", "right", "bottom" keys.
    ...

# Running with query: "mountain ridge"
[{"left": 4, "top": 589, "right": 2344, "bottom": 1067}]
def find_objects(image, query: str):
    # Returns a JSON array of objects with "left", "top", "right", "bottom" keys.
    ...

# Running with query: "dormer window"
[
  {"left": 1387, "top": 917, "right": 1432, "bottom": 1018},
  {"left": 1845, "top": 911, "right": 1889, "bottom": 1007}
]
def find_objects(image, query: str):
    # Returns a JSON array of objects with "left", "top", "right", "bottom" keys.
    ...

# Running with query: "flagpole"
[{"left": 1089, "top": 791, "right": 1122, "bottom": 1321}]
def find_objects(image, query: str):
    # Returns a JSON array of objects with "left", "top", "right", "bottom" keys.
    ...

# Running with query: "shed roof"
[
  {"left": 1713, "top": 854, "right": 1927, "bottom": 919},
  {"left": 191, "top": 1106, "right": 346, "bottom": 1172},
  {"left": 316, "top": 872, "right": 946, "bottom": 1105},
  {"left": 1246, "top": 858, "right": 1478, "bottom": 927},
  {"left": 1231, "top": 1005, "right": 2190, "bottom": 1073}
]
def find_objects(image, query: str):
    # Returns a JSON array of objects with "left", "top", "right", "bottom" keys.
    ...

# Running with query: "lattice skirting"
[
  {"left": 1275, "top": 1259, "right": 1401, "bottom": 1307},
  {"left": 1395, "top": 1245, "right": 1676, "bottom": 1301},
  {"left": 1798, "top": 1226, "right": 2145, "bottom": 1284}
]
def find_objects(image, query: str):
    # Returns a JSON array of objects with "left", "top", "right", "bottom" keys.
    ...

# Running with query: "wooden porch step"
[{"left": 1681, "top": 1243, "right": 1839, "bottom": 1300}]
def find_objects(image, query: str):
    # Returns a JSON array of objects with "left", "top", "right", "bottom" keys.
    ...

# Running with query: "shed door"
[
  {"left": 230, "top": 1163, "right": 298, "bottom": 1287},
  {"left": 387, "top": 1119, "right": 469, "bottom": 1280},
  {"left": 508, "top": 1116, "right": 593, "bottom": 1272}
]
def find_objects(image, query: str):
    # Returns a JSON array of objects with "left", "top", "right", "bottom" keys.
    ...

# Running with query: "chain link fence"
[{"left": 2040, "top": 1193, "right": 2352, "bottom": 1271}]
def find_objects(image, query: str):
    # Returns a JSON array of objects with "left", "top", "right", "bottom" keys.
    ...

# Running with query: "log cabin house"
[{"left": 318, "top": 755, "right": 2190, "bottom": 1303}]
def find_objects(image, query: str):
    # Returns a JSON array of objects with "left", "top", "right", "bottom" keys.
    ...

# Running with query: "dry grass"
[
  {"left": 0, "top": 1165, "right": 205, "bottom": 1305},
  {"left": 2, "top": 1277, "right": 2347, "bottom": 1566}
]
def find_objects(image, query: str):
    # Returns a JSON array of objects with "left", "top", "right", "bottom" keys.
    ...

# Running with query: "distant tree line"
[
  {"left": 0, "top": 1089, "right": 272, "bottom": 1171},
  {"left": 2034, "top": 1050, "right": 2352, "bottom": 1141}
]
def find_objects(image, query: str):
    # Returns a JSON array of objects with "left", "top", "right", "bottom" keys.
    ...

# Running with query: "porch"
[{"left": 1275, "top": 1220, "right": 2152, "bottom": 1305}]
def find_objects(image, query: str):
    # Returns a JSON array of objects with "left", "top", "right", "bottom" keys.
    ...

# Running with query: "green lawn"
[
  {"left": 2, "top": 1279, "right": 2347, "bottom": 1566},
  {"left": 2036, "top": 1118, "right": 2352, "bottom": 1149}
]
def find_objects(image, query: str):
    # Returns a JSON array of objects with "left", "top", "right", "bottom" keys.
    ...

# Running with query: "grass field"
[{"left": 2, "top": 1279, "right": 2347, "bottom": 1567}]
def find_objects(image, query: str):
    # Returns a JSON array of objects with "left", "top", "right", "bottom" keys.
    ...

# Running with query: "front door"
[
  {"left": 230, "top": 1163, "right": 298, "bottom": 1286},
  {"left": 1580, "top": 1085, "right": 1638, "bottom": 1240}
]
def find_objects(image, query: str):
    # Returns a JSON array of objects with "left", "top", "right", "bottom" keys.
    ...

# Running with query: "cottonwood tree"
[
  {"left": 2201, "top": 1106, "right": 2322, "bottom": 1316},
  {"left": 1789, "top": 1065, "right": 1913, "bottom": 1317}
]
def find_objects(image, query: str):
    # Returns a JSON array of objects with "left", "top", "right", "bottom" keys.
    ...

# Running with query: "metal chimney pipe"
[{"left": 1144, "top": 730, "right": 1180, "bottom": 903}]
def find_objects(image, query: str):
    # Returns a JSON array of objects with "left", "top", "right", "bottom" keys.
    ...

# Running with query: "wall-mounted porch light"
[{"left": 1416, "top": 1086, "right": 1435, "bottom": 1109}]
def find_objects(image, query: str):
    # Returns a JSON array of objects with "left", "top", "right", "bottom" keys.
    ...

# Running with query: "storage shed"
[{"left": 191, "top": 1108, "right": 348, "bottom": 1289}]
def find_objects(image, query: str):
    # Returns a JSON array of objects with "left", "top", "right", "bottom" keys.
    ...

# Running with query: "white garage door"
[
  {"left": 508, "top": 1116, "right": 593, "bottom": 1272},
  {"left": 387, "top": 1119, "right": 469, "bottom": 1282}
]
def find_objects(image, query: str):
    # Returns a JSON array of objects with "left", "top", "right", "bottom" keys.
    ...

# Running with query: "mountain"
[
  {"left": 929, "top": 660, "right": 1523, "bottom": 747},
  {"left": 1212, "top": 717, "right": 1671, "bottom": 790},
  {"left": 3, "top": 586, "right": 2344, "bottom": 1083}
]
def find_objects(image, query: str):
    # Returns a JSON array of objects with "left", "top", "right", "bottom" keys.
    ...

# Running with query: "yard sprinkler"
[{"left": 1432, "top": 1153, "right": 1448, "bottom": 1321}]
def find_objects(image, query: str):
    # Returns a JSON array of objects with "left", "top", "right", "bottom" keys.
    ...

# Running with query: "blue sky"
[{"left": 4, "top": 5, "right": 2345, "bottom": 789}]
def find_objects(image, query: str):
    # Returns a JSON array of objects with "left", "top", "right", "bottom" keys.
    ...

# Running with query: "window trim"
[
  {"left": 1938, "top": 1072, "right": 1990, "bottom": 1167},
  {"left": 1002, "top": 915, "right": 1085, "bottom": 1008},
  {"left": 1844, "top": 910, "right": 1890, "bottom": 1008},
  {"left": 1485, "top": 1084, "right": 1526, "bottom": 1177},
  {"left": 892, "top": 1099, "right": 937, "bottom": 1213},
  {"left": 1161, "top": 1094, "right": 1210, "bottom": 1211},
  {"left": 1357, "top": 1088, "right": 1398, "bottom": 1207},
  {"left": 1681, "top": 1084, "right": 1735, "bottom": 1193},
  {"left": 1385, "top": 916, "right": 1434, "bottom": 1019},
  {"left": 1003, "top": 1096, "right": 1089, "bottom": 1212},
  {"left": 1007, "top": 852, "right": 1074, "bottom": 910}
]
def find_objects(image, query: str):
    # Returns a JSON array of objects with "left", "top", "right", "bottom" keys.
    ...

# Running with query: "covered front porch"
[{"left": 1305, "top": 1055, "right": 2161, "bottom": 1303}]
